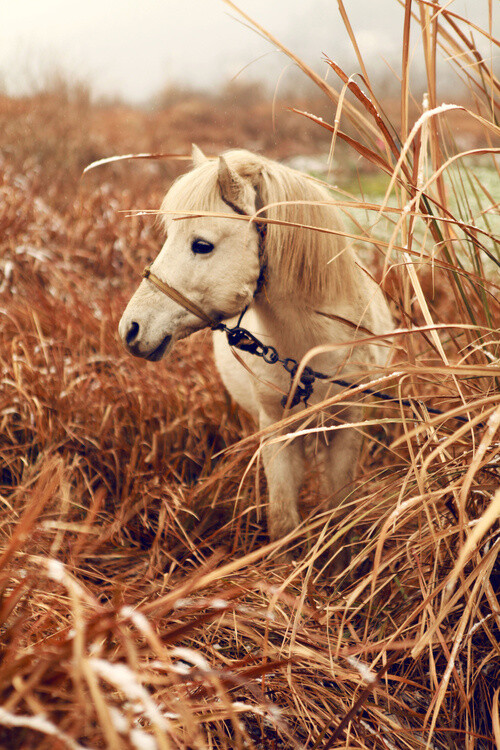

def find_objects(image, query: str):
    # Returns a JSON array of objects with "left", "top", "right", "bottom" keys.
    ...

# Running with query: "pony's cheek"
[
  {"left": 218, "top": 284, "right": 255, "bottom": 318},
  {"left": 239, "top": 283, "right": 256, "bottom": 305}
]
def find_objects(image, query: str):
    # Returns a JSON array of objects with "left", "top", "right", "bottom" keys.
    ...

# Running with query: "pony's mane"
[{"left": 161, "top": 149, "right": 356, "bottom": 302}]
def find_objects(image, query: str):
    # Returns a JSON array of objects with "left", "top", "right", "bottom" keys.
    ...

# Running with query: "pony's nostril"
[{"left": 126, "top": 321, "right": 140, "bottom": 346}]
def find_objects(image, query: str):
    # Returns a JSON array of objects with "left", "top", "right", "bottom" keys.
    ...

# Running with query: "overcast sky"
[{"left": 0, "top": 0, "right": 496, "bottom": 102}]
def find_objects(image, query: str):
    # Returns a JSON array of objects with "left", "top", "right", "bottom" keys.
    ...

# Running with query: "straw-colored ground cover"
[{"left": 0, "top": 2, "right": 499, "bottom": 748}]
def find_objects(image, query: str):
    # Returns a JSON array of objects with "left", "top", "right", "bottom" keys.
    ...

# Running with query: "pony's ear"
[
  {"left": 218, "top": 156, "right": 255, "bottom": 215},
  {"left": 191, "top": 144, "right": 208, "bottom": 168}
]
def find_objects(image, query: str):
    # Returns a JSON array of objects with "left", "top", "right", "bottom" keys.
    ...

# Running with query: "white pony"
[{"left": 119, "top": 147, "right": 393, "bottom": 543}]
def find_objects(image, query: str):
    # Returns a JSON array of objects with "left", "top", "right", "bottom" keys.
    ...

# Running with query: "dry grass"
[{"left": 1, "top": 2, "right": 499, "bottom": 748}]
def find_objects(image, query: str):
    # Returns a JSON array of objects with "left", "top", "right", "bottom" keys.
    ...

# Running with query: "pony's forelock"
[{"left": 160, "top": 160, "right": 221, "bottom": 232}]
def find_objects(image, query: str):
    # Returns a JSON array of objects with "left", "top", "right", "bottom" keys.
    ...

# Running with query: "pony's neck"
[
  {"left": 252, "top": 256, "right": 369, "bottom": 364},
  {"left": 253, "top": 288, "right": 329, "bottom": 360}
]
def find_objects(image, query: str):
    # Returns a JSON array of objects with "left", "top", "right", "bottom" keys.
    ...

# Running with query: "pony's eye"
[{"left": 192, "top": 239, "right": 214, "bottom": 254}]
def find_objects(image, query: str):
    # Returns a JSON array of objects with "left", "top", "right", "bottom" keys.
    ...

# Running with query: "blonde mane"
[{"left": 161, "top": 149, "right": 356, "bottom": 302}]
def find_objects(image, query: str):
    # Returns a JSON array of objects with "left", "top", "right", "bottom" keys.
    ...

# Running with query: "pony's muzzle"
[
  {"left": 122, "top": 319, "right": 142, "bottom": 356},
  {"left": 125, "top": 321, "right": 140, "bottom": 346},
  {"left": 119, "top": 318, "right": 172, "bottom": 361},
  {"left": 145, "top": 334, "right": 172, "bottom": 361}
]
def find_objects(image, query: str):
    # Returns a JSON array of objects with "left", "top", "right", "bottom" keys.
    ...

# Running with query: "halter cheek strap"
[{"left": 219, "top": 191, "right": 268, "bottom": 295}]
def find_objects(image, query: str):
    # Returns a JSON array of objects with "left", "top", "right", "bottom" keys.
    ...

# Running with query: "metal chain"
[
  {"left": 216, "top": 320, "right": 311, "bottom": 407},
  {"left": 214, "top": 317, "right": 480, "bottom": 427}
]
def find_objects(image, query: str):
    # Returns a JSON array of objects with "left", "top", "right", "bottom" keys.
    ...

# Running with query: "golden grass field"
[{"left": 0, "top": 3, "right": 499, "bottom": 748}]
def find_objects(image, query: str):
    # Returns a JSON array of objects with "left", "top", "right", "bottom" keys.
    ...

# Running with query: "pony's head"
[
  {"left": 119, "top": 147, "right": 263, "bottom": 360},
  {"left": 119, "top": 146, "right": 351, "bottom": 360}
]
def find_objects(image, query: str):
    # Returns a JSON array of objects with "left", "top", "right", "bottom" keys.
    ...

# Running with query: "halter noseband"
[{"left": 141, "top": 266, "right": 220, "bottom": 328}]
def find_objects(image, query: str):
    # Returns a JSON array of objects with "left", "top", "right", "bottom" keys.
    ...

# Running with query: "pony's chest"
[
  {"left": 211, "top": 309, "right": 345, "bottom": 422},
  {"left": 211, "top": 314, "right": 284, "bottom": 420}
]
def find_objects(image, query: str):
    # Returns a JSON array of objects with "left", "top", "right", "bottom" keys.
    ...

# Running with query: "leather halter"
[{"left": 142, "top": 207, "right": 267, "bottom": 328}]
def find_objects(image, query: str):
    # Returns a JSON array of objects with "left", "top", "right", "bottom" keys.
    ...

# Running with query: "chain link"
[{"left": 217, "top": 320, "right": 343, "bottom": 408}]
